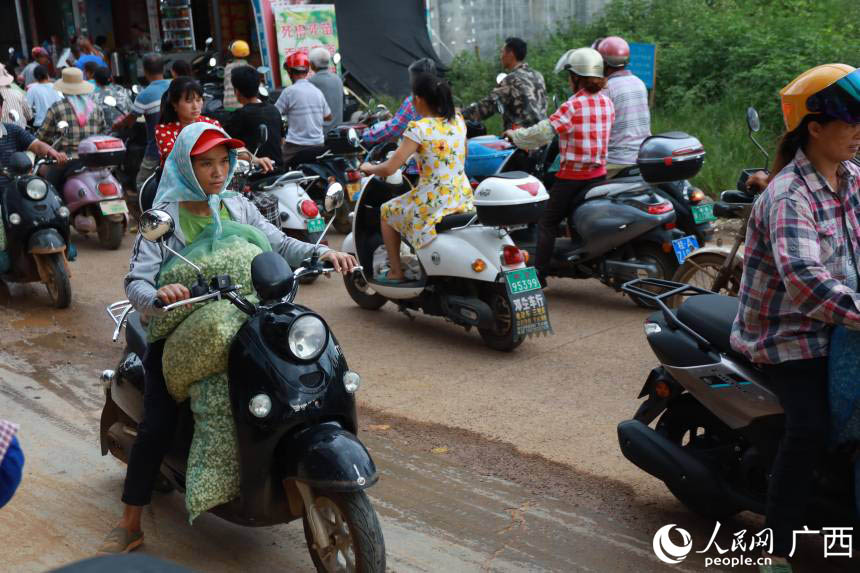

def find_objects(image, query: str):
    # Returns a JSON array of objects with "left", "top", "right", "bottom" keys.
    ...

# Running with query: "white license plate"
[
  {"left": 99, "top": 200, "right": 128, "bottom": 215},
  {"left": 672, "top": 235, "right": 700, "bottom": 264}
]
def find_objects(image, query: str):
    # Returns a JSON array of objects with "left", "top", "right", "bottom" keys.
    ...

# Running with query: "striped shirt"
[
  {"left": 605, "top": 70, "right": 651, "bottom": 165},
  {"left": 131, "top": 79, "right": 171, "bottom": 159},
  {"left": 275, "top": 79, "right": 331, "bottom": 146},
  {"left": 731, "top": 150, "right": 860, "bottom": 364},
  {"left": 548, "top": 90, "right": 614, "bottom": 180},
  {"left": 0, "top": 86, "right": 33, "bottom": 128}
]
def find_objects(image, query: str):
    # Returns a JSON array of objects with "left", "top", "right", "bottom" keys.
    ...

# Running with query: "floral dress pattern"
[{"left": 381, "top": 115, "right": 474, "bottom": 249}]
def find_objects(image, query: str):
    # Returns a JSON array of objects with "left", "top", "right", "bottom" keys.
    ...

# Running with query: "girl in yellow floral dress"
[{"left": 360, "top": 73, "right": 473, "bottom": 282}]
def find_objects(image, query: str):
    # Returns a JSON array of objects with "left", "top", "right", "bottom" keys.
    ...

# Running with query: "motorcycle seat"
[
  {"left": 435, "top": 211, "right": 476, "bottom": 233},
  {"left": 676, "top": 294, "right": 740, "bottom": 357},
  {"left": 583, "top": 178, "right": 650, "bottom": 200},
  {"left": 125, "top": 312, "right": 149, "bottom": 359},
  {"left": 139, "top": 169, "right": 162, "bottom": 212}
]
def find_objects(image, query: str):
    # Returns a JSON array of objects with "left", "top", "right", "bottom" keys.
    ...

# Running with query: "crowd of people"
[{"left": 3, "top": 28, "right": 860, "bottom": 573}]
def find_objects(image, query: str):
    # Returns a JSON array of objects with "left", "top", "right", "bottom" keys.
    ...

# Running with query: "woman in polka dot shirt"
[{"left": 155, "top": 77, "right": 274, "bottom": 172}]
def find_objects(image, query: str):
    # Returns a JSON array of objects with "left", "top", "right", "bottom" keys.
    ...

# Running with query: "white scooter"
[{"left": 341, "top": 153, "right": 553, "bottom": 351}]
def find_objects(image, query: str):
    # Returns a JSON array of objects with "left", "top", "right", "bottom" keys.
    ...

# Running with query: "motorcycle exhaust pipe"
[
  {"left": 618, "top": 419, "right": 728, "bottom": 499},
  {"left": 441, "top": 295, "right": 495, "bottom": 329}
]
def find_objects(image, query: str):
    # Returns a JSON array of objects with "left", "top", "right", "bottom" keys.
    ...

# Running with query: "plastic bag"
[
  {"left": 372, "top": 244, "right": 423, "bottom": 281},
  {"left": 147, "top": 220, "right": 270, "bottom": 342}
]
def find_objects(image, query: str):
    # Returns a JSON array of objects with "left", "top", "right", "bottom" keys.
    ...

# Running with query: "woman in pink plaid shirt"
[
  {"left": 730, "top": 64, "right": 860, "bottom": 573},
  {"left": 505, "top": 47, "right": 614, "bottom": 287}
]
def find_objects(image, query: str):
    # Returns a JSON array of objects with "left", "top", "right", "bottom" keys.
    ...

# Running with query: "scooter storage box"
[
  {"left": 474, "top": 172, "right": 548, "bottom": 226},
  {"left": 324, "top": 124, "right": 365, "bottom": 155},
  {"left": 636, "top": 132, "right": 705, "bottom": 183},
  {"left": 78, "top": 136, "right": 127, "bottom": 168},
  {"left": 466, "top": 136, "right": 514, "bottom": 177}
]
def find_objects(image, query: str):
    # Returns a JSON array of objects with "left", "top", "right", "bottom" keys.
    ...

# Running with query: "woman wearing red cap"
[{"left": 99, "top": 123, "right": 356, "bottom": 554}]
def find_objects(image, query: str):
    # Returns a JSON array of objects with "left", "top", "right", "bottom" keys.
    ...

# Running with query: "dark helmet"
[{"left": 408, "top": 58, "right": 438, "bottom": 79}]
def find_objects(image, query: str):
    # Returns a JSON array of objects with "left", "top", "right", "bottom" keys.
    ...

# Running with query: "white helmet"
[{"left": 553, "top": 47, "right": 604, "bottom": 78}]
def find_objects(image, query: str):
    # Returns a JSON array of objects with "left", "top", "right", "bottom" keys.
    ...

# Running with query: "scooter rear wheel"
[
  {"left": 43, "top": 253, "right": 71, "bottom": 309},
  {"left": 478, "top": 284, "right": 525, "bottom": 352},
  {"left": 656, "top": 395, "right": 742, "bottom": 519},
  {"left": 302, "top": 490, "right": 386, "bottom": 573},
  {"left": 97, "top": 217, "right": 124, "bottom": 250}
]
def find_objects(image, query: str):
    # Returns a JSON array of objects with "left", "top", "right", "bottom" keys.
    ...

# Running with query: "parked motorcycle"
[
  {"left": 508, "top": 132, "right": 704, "bottom": 307},
  {"left": 671, "top": 107, "right": 768, "bottom": 300},
  {"left": 617, "top": 278, "right": 859, "bottom": 528},
  {"left": 61, "top": 130, "right": 129, "bottom": 249},
  {"left": 0, "top": 152, "right": 73, "bottom": 308},
  {"left": 341, "top": 135, "right": 553, "bottom": 351},
  {"left": 99, "top": 185, "right": 386, "bottom": 571}
]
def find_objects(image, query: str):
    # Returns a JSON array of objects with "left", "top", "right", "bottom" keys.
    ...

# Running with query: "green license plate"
[
  {"left": 99, "top": 200, "right": 128, "bottom": 215},
  {"left": 505, "top": 267, "right": 541, "bottom": 294},
  {"left": 306, "top": 217, "right": 326, "bottom": 233},
  {"left": 692, "top": 203, "right": 716, "bottom": 224}
]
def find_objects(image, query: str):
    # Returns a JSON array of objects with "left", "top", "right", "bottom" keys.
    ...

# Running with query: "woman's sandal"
[
  {"left": 375, "top": 270, "right": 408, "bottom": 285},
  {"left": 97, "top": 527, "right": 144, "bottom": 554}
]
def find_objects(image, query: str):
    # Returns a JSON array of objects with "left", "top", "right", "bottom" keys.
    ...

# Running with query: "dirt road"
[{"left": 0, "top": 234, "right": 852, "bottom": 571}]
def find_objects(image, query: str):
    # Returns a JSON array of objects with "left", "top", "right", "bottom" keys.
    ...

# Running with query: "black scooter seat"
[
  {"left": 676, "top": 294, "right": 740, "bottom": 356},
  {"left": 435, "top": 212, "right": 476, "bottom": 233},
  {"left": 125, "top": 312, "right": 149, "bottom": 358}
]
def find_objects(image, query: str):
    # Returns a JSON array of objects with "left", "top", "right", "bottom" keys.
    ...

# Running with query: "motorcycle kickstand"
[{"left": 397, "top": 305, "right": 415, "bottom": 321}]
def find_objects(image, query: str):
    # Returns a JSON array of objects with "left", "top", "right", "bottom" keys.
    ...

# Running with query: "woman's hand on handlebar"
[
  {"left": 319, "top": 251, "right": 358, "bottom": 276},
  {"left": 156, "top": 283, "right": 191, "bottom": 308}
]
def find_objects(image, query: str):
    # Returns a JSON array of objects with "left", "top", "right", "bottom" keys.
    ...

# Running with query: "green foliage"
[{"left": 446, "top": 0, "right": 860, "bottom": 193}]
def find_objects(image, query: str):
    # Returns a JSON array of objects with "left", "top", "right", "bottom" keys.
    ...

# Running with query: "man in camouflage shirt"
[{"left": 464, "top": 37, "right": 547, "bottom": 130}]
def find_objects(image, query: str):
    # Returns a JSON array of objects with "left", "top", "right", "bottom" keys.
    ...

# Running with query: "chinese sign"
[
  {"left": 629, "top": 43, "right": 656, "bottom": 90},
  {"left": 504, "top": 268, "right": 552, "bottom": 337},
  {"left": 270, "top": 2, "right": 339, "bottom": 87}
]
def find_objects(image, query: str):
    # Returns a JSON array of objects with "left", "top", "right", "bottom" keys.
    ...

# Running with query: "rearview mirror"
[
  {"left": 333, "top": 52, "right": 342, "bottom": 65},
  {"left": 132, "top": 84, "right": 141, "bottom": 95},
  {"left": 8, "top": 109, "right": 20, "bottom": 123},
  {"left": 235, "top": 159, "right": 251, "bottom": 175},
  {"left": 347, "top": 127, "right": 360, "bottom": 148},
  {"left": 258, "top": 85, "right": 269, "bottom": 98},
  {"left": 746, "top": 107, "right": 761, "bottom": 133},
  {"left": 208, "top": 57, "right": 217, "bottom": 68},
  {"left": 324, "top": 183, "right": 345, "bottom": 212},
  {"left": 57, "top": 120, "right": 69, "bottom": 131},
  {"left": 496, "top": 73, "right": 508, "bottom": 85},
  {"left": 103, "top": 95, "right": 117, "bottom": 107},
  {"left": 205, "top": 37, "right": 213, "bottom": 48},
  {"left": 139, "top": 209, "right": 175, "bottom": 242}
]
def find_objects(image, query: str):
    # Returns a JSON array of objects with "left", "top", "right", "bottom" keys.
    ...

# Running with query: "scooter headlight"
[
  {"left": 288, "top": 314, "right": 328, "bottom": 360},
  {"left": 24, "top": 178, "right": 48, "bottom": 200}
]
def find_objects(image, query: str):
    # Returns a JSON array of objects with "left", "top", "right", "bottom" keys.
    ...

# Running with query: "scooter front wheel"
[
  {"left": 42, "top": 253, "right": 71, "bottom": 309},
  {"left": 302, "top": 490, "right": 386, "bottom": 573},
  {"left": 343, "top": 272, "right": 387, "bottom": 310}
]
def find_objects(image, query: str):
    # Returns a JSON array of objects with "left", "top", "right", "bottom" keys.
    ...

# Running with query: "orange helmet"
[
  {"left": 229, "top": 40, "right": 250, "bottom": 58},
  {"left": 285, "top": 51, "right": 310, "bottom": 73},
  {"left": 780, "top": 64, "right": 860, "bottom": 131}
]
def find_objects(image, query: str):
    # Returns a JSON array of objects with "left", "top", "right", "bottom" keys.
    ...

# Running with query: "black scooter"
[
  {"left": 509, "top": 132, "right": 705, "bottom": 306},
  {"left": 617, "top": 279, "right": 859, "bottom": 527},
  {"left": 99, "top": 187, "right": 385, "bottom": 572},
  {"left": 0, "top": 152, "right": 73, "bottom": 307}
]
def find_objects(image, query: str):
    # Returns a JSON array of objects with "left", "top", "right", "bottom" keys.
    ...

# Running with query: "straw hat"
[
  {"left": 54, "top": 67, "right": 94, "bottom": 95},
  {"left": 0, "top": 64, "right": 13, "bottom": 87}
]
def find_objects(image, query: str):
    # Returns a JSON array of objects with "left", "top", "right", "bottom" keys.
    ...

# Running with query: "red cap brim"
[{"left": 191, "top": 129, "right": 245, "bottom": 156}]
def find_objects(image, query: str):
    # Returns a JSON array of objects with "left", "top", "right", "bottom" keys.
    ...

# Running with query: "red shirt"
[
  {"left": 549, "top": 90, "right": 614, "bottom": 180},
  {"left": 155, "top": 116, "right": 222, "bottom": 163}
]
